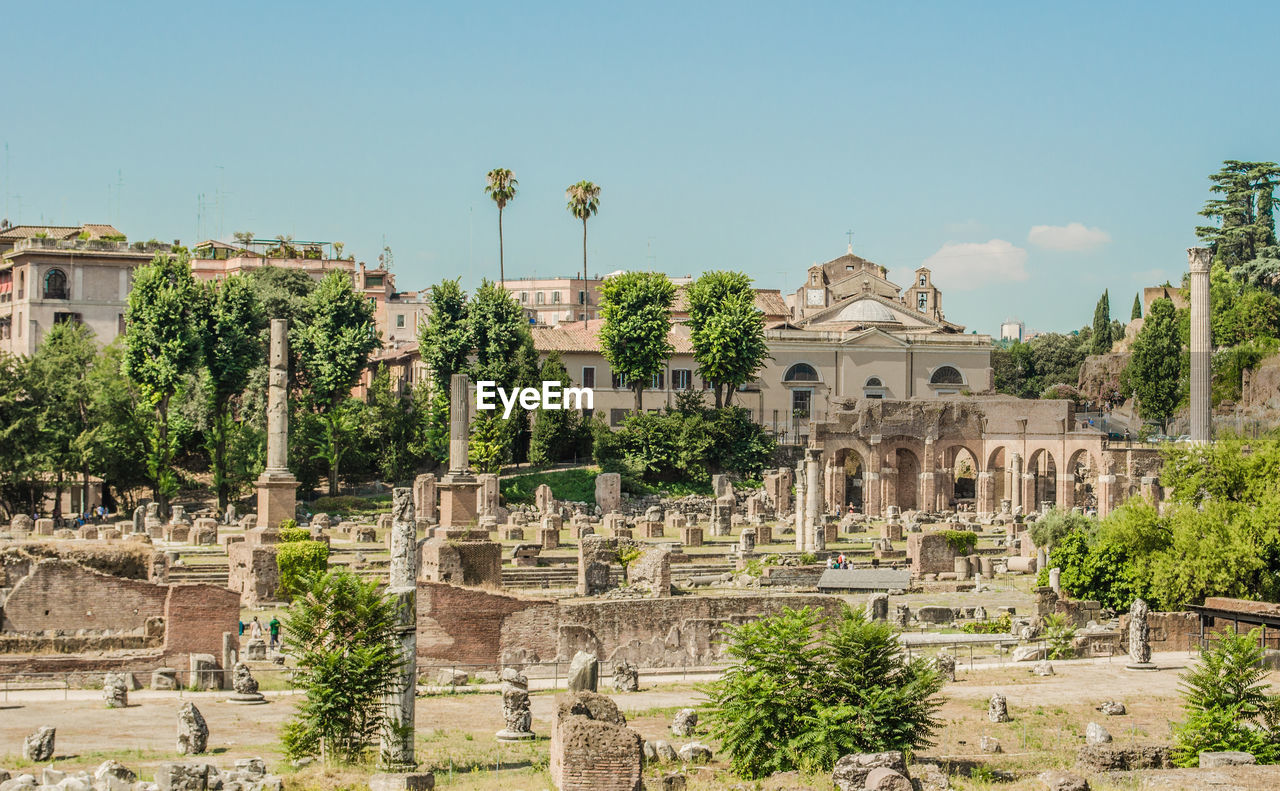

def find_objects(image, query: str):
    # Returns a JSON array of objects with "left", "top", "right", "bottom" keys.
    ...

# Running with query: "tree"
[
  {"left": 27, "top": 321, "right": 98, "bottom": 520},
  {"left": 705, "top": 605, "right": 944, "bottom": 779},
  {"left": 233, "top": 230, "right": 254, "bottom": 248},
  {"left": 0, "top": 352, "right": 37, "bottom": 518},
  {"left": 1197, "top": 161, "right": 1280, "bottom": 271},
  {"left": 361, "top": 364, "right": 421, "bottom": 482},
  {"left": 1127, "top": 297, "right": 1181, "bottom": 432},
  {"left": 468, "top": 412, "right": 506, "bottom": 474},
  {"left": 529, "top": 352, "right": 574, "bottom": 467},
  {"left": 1091, "top": 290, "right": 1112, "bottom": 355},
  {"left": 599, "top": 271, "right": 675, "bottom": 413},
  {"left": 1172, "top": 629, "right": 1280, "bottom": 766},
  {"left": 418, "top": 278, "right": 470, "bottom": 394},
  {"left": 467, "top": 280, "right": 530, "bottom": 387},
  {"left": 485, "top": 168, "right": 518, "bottom": 283},
  {"left": 82, "top": 342, "right": 152, "bottom": 512},
  {"left": 1131, "top": 293, "right": 1142, "bottom": 320},
  {"left": 565, "top": 180, "right": 601, "bottom": 327},
  {"left": 292, "top": 271, "right": 380, "bottom": 496},
  {"left": 247, "top": 265, "right": 316, "bottom": 327},
  {"left": 123, "top": 252, "right": 205, "bottom": 516},
  {"left": 686, "top": 271, "right": 769, "bottom": 407},
  {"left": 201, "top": 275, "right": 264, "bottom": 514},
  {"left": 280, "top": 569, "right": 406, "bottom": 764}
]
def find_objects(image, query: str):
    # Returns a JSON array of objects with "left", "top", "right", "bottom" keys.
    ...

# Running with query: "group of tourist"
[
  {"left": 238, "top": 615, "right": 282, "bottom": 649},
  {"left": 826, "top": 553, "right": 852, "bottom": 569}
]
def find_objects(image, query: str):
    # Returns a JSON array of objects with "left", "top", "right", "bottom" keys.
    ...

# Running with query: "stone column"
[
  {"left": 1056, "top": 473, "right": 1074, "bottom": 510},
  {"left": 1009, "top": 453, "right": 1023, "bottom": 513},
  {"left": 1097, "top": 473, "right": 1116, "bottom": 518},
  {"left": 976, "top": 471, "right": 994, "bottom": 514},
  {"left": 255, "top": 319, "right": 297, "bottom": 532},
  {"left": 806, "top": 449, "right": 823, "bottom": 552},
  {"left": 449, "top": 373, "right": 470, "bottom": 473},
  {"left": 865, "top": 437, "right": 883, "bottom": 517},
  {"left": 1189, "top": 247, "right": 1212, "bottom": 444},
  {"left": 413, "top": 474, "right": 436, "bottom": 523},
  {"left": 921, "top": 437, "right": 937, "bottom": 513},
  {"left": 794, "top": 459, "right": 807, "bottom": 551},
  {"left": 381, "top": 486, "right": 418, "bottom": 769}
]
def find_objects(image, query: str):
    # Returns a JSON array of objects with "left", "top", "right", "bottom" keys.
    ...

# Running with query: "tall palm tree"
[
  {"left": 565, "top": 180, "right": 601, "bottom": 327},
  {"left": 485, "top": 168, "right": 518, "bottom": 283}
]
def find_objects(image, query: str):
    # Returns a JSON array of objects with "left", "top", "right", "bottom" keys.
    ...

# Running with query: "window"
[
  {"left": 0, "top": 317, "right": 10, "bottom": 339},
  {"left": 611, "top": 372, "right": 625, "bottom": 389},
  {"left": 536, "top": 292, "right": 545, "bottom": 305},
  {"left": 366, "top": 275, "right": 383, "bottom": 287},
  {"left": 919, "top": 274, "right": 927, "bottom": 286},
  {"left": 552, "top": 291, "right": 561, "bottom": 304},
  {"left": 792, "top": 388, "right": 812, "bottom": 419},
  {"left": 609, "top": 408, "right": 629, "bottom": 427},
  {"left": 520, "top": 291, "right": 528, "bottom": 303},
  {"left": 865, "top": 377, "right": 882, "bottom": 387},
  {"left": 44, "top": 268, "right": 69, "bottom": 299},
  {"left": 917, "top": 292, "right": 928, "bottom": 311},
  {"left": 930, "top": 365, "right": 964, "bottom": 385},
  {"left": 582, "top": 366, "right": 595, "bottom": 388},
  {"left": 783, "top": 362, "right": 819, "bottom": 382},
  {"left": 864, "top": 376, "right": 886, "bottom": 399},
  {"left": 846, "top": 265, "right": 853, "bottom": 271},
  {"left": 578, "top": 313, "right": 586, "bottom": 321},
  {"left": 395, "top": 314, "right": 405, "bottom": 328},
  {"left": 672, "top": 369, "right": 691, "bottom": 390},
  {"left": 53, "top": 311, "right": 81, "bottom": 325},
  {"left": 579, "top": 290, "right": 586, "bottom": 305},
  {"left": 651, "top": 371, "right": 665, "bottom": 390}
]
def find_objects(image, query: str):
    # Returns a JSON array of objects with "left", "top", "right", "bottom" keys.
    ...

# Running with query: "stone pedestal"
[
  {"left": 539, "top": 526, "right": 560, "bottom": 550},
  {"left": 755, "top": 525, "right": 772, "bottom": 545},
  {"left": 680, "top": 526, "right": 703, "bottom": 547},
  {"left": 824, "top": 523, "right": 838, "bottom": 546},
  {"left": 438, "top": 475, "right": 481, "bottom": 528}
]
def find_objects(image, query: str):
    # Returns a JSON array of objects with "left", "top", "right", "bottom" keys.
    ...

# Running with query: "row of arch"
[
  {"left": 783, "top": 362, "right": 966, "bottom": 387},
  {"left": 828, "top": 442, "right": 1102, "bottom": 514}
]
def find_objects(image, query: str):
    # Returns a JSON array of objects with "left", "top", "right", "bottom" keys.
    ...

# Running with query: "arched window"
[
  {"left": 44, "top": 268, "right": 68, "bottom": 299},
  {"left": 865, "top": 377, "right": 882, "bottom": 387},
  {"left": 930, "top": 365, "right": 963, "bottom": 385},
  {"left": 783, "top": 363, "right": 819, "bottom": 382}
]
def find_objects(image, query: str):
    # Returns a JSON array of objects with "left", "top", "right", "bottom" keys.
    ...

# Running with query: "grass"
[
  {"left": 501, "top": 467, "right": 600, "bottom": 504},
  {"left": 305, "top": 494, "right": 391, "bottom": 517}
]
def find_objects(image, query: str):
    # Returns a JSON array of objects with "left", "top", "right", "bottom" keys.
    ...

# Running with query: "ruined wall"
[
  {"left": 417, "top": 581, "right": 841, "bottom": 669},
  {"left": 906, "top": 533, "right": 958, "bottom": 575},
  {"left": 2, "top": 559, "right": 167, "bottom": 632},
  {"left": 162, "top": 583, "right": 241, "bottom": 670},
  {"left": 0, "top": 542, "right": 163, "bottom": 582}
]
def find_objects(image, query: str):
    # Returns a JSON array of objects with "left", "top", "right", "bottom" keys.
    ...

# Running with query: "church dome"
[{"left": 837, "top": 299, "right": 898, "bottom": 323}]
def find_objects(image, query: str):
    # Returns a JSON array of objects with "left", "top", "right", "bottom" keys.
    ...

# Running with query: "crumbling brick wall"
[
  {"left": 2, "top": 559, "right": 168, "bottom": 632},
  {"left": 627, "top": 547, "right": 671, "bottom": 597},
  {"left": 163, "top": 583, "right": 241, "bottom": 671},
  {"left": 578, "top": 535, "right": 637, "bottom": 596},
  {"left": 419, "top": 539, "right": 502, "bottom": 587},
  {"left": 906, "top": 533, "right": 958, "bottom": 575},
  {"left": 549, "top": 692, "right": 643, "bottom": 791},
  {"left": 417, "top": 581, "right": 557, "bottom": 667},
  {"left": 227, "top": 543, "right": 280, "bottom": 606}
]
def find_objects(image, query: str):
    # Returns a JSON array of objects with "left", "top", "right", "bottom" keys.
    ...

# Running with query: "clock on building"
[{"left": 806, "top": 288, "right": 824, "bottom": 306}]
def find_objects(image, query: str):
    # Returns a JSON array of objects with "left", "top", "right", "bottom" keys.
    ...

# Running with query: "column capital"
[{"left": 1188, "top": 246, "right": 1212, "bottom": 273}]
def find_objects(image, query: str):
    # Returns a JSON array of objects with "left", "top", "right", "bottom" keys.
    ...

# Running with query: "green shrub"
[
  {"left": 1172, "top": 628, "right": 1280, "bottom": 766},
  {"left": 704, "top": 605, "right": 944, "bottom": 779},
  {"left": 279, "top": 526, "right": 310, "bottom": 543},
  {"left": 941, "top": 530, "right": 977, "bottom": 555},
  {"left": 594, "top": 405, "right": 775, "bottom": 486},
  {"left": 1042, "top": 613, "right": 1076, "bottom": 660},
  {"left": 277, "top": 540, "right": 330, "bottom": 598},
  {"left": 961, "top": 613, "right": 1012, "bottom": 634},
  {"left": 311, "top": 495, "right": 386, "bottom": 514},
  {"left": 501, "top": 467, "right": 600, "bottom": 505}
]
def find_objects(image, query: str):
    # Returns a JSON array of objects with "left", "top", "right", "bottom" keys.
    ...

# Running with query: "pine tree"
[
  {"left": 1131, "top": 293, "right": 1142, "bottom": 320},
  {"left": 1091, "top": 290, "right": 1112, "bottom": 355},
  {"left": 1127, "top": 298, "right": 1182, "bottom": 432}
]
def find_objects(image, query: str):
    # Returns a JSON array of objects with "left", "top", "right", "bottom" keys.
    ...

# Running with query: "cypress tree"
[
  {"left": 1131, "top": 293, "right": 1142, "bottom": 320},
  {"left": 1091, "top": 290, "right": 1112, "bottom": 355}
]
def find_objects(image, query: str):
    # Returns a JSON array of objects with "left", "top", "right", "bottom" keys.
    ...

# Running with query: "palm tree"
[
  {"left": 485, "top": 168, "right": 518, "bottom": 283},
  {"left": 565, "top": 180, "right": 601, "bottom": 327}
]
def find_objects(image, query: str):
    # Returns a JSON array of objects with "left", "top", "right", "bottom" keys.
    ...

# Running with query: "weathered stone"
[
  {"left": 188, "top": 654, "right": 219, "bottom": 690},
  {"left": 654, "top": 740, "right": 678, "bottom": 763},
  {"left": 103, "top": 672, "right": 130, "bottom": 708},
  {"left": 980, "top": 735, "right": 1002, "bottom": 753},
  {"left": 244, "top": 639, "right": 268, "bottom": 661},
  {"left": 1012, "top": 645, "right": 1047, "bottom": 662},
  {"left": 1085, "top": 722, "right": 1111, "bottom": 746},
  {"left": 22, "top": 726, "right": 55, "bottom": 761},
  {"left": 988, "top": 693, "right": 1009, "bottom": 723},
  {"left": 1076, "top": 743, "right": 1172, "bottom": 771},
  {"left": 610, "top": 660, "right": 639, "bottom": 692},
  {"left": 676, "top": 742, "right": 712, "bottom": 764},
  {"left": 154, "top": 763, "right": 210, "bottom": 791},
  {"left": 1095, "top": 700, "right": 1126, "bottom": 716},
  {"left": 671, "top": 708, "right": 698, "bottom": 737},
  {"left": 865, "top": 592, "right": 889, "bottom": 621},
  {"left": 864, "top": 767, "right": 912, "bottom": 791},
  {"left": 229, "top": 663, "right": 265, "bottom": 704},
  {"left": 367, "top": 773, "right": 435, "bottom": 791},
  {"left": 550, "top": 691, "right": 643, "bottom": 791},
  {"left": 94, "top": 760, "right": 137, "bottom": 789},
  {"left": 1199, "top": 750, "right": 1256, "bottom": 767},
  {"left": 566, "top": 651, "right": 598, "bottom": 693},
  {"left": 657, "top": 773, "right": 686, "bottom": 791},
  {"left": 496, "top": 668, "right": 534, "bottom": 742},
  {"left": 1038, "top": 770, "right": 1090, "bottom": 791},
  {"left": 916, "top": 605, "right": 954, "bottom": 624},
  {"left": 1032, "top": 661, "right": 1055, "bottom": 676},
  {"left": 0, "top": 776, "right": 35, "bottom": 791},
  {"left": 831, "top": 752, "right": 908, "bottom": 791},
  {"left": 151, "top": 668, "right": 179, "bottom": 690},
  {"left": 176, "top": 702, "right": 209, "bottom": 755},
  {"left": 1126, "top": 597, "right": 1155, "bottom": 670},
  {"left": 437, "top": 669, "right": 468, "bottom": 687},
  {"left": 934, "top": 653, "right": 956, "bottom": 682},
  {"left": 594, "top": 473, "right": 621, "bottom": 513}
]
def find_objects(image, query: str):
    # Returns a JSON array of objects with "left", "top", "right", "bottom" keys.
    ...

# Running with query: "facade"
[
  {"left": 0, "top": 224, "right": 169, "bottom": 355},
  {"left": 498, "top": 275, "right": 603, "bottom": 326},
  {"left": 999, "top": 319, "right": 1024, "bottom": 342}
]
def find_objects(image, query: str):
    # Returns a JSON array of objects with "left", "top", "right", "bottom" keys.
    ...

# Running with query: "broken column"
[
  {"left": 413, "top": 473, "right": 436, "bottom": 524},
  {"left": 1189, "top": 246, "right": 1212, "bottom": 443},
  {"left": 380, "top": 486, "right": 418, "bottom": 770},
  {"left": 1125, "top": 597, "right": 1156, "bottom": 671},
  {"left": 550, "top": 692, "right": 644, "bottom": 791},
  {"left": 254, "top": 319, "right": 297, "bottom": 532},
  {"left": 437, "top": 374, "right": 481, "bottom": 528}
]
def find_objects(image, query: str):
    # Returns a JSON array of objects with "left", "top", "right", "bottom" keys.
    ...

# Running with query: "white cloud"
[
  {"left": 1027, "top": 222, "right": 1111, "bottom": 251},
  {"left": 917, "top": 239, "right": 1029, "bottom": 290}
]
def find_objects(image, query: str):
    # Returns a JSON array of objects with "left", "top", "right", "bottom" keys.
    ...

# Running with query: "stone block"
[
  {"left": 1199, "top": 751, "right": 1256, "bottom": 767},
  {"left": 595, "top": 473, "right": 621, "bottom": 513},
  {"left": 549, "top": 691, "right": 643, "bottom": 791},
  {"left": 368, "top": 773, "right": 435, "bottom": 791},
  {"left": 680, "top": 526, "right": 703, "bottom": 547}
]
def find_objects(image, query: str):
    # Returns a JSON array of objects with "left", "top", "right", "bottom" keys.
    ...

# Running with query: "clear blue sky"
[{"left": 3, "top": 1, "right": 1274, "bottom": 334}]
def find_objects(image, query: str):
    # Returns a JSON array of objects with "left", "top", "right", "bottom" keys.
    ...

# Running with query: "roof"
[
  {"left": 0, "top": 223, "right": 123, "bottom": 241},
  {"left": 671, "top": 286, "right": 789, "bottom": 320},
  {"left": 531, "top": 318, "right": 694, "bottom": 355}
]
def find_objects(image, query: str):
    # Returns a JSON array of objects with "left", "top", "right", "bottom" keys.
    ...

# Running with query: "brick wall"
[
  {"left": 227, "top": 543, "right": 279, "bottom": 606},
  {"left": 907, "top": 533, "right": 958, "bottom": 575},
  {"left": 163, "top": 583, "right": 241, "bottom": 670},
  {"left": 549, "top": 692, "right": 643, "bottom": 791},
  {"left": 2, "top": 559, "right": 168, "bottom": 632},
  {"left": 417, "top": 581, "right": 557, "bottom": 667}
]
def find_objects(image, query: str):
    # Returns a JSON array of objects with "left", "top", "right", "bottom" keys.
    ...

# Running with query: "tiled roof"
[
  {"left": 531, "top": 319, "right": 694, "bottom": 354},
  {"left": 671, "top": 286, "right": 789, "bottom": 319},
  {"left": 0, "top": 223, "right": 123, "bottom": 240}
]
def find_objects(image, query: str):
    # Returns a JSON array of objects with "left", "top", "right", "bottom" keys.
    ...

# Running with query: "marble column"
[
  {"left": 381, "top": 486, "right": 418, "bottom": 769},
  {"left": 865, "top": 437, "right": 883, "bottom": 517},
  {"left": 806, "top": 448, "right": 824, "bottom": 552},
  {"left": 1009, "top": 453, "right": 1023, "bottom": 513},
  {"left": 1189, "top": 247, "right": 1212, "bottom": 443},
  {"left": 794, "top": 459, "right": 807, "bottom": 551},
  {"left": 255, "top": 319, "right": 297, "bottom": 532},
  {"left": 437, "top": 374, "right": 481, "bottom": 528},
  {"left": 449, "top": 374, "right": 470, "bottom": 473}
]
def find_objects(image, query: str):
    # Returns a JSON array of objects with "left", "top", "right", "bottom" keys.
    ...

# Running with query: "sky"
[{"left": 2, "top": 1, "right": 1275, "bottom": 335}]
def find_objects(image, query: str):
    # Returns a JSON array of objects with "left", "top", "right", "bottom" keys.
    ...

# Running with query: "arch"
[
  {"left": 1067, "top": 448, "right": 1098, "bottom": 510},
  {"left": 929, "top": 365, "right": 964, "bottom": 385},
  {"left": 865, "top": 376, "right": 883, "bottom": 388},
  {"left": 1026, "top": 448, "right": 1058, "bottom": 511},
  {"left": 784, "top": 362, "right": 820, "bottom": 382},
  {"left": 836, "top": 447, "right": 866, "bottom": 512},
  {"left": 44, "top": 268, "right": 68, "bottom": 299},
  {"left": 943, "top": 445, "right": 980, "bottom": 504}
]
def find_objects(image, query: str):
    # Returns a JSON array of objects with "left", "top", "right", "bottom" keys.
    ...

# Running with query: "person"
[
  {"left": 269, "top": 616, "right": 281, "bottom": 649},
  {"left": 838, "top": 552, "right": 847, "bottom": 567},
  {"left": 238, "top": 619, "right": 245, "bottom": 637},
  {"left": 250, "top": 616, "right": 263, "bottom": 640}
]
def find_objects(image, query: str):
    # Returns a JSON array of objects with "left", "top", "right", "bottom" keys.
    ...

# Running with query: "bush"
[
  {"left": 281, "top": 570, "right": 406, "bottom": 764},
  {"left": 277, "top": 540, "right": 330, "bottom": 598},
  {"left": 1042, "top": 613, "right": 1076, "bottom": 660},
  {"left": 941, "top": 530, "right": 977, "bottom": 555},
  {"left": 310, "top": 495, "right": 387, "bottom": 515},
  {"left": 1172, "top": 628, "right": 1280, "bottom": 766},
  {"left": 279, "top": 526, "right": 310, "bottom": 543},
  {"left": 594, "top": 405, "right": 775, "bottom": 486},
  {"left": 501, "top": 467, "right": 600, "bottom": 505},
  {"left": 704, "top": 605, "right": 944, "bottom": 778},
  {"left": 961, "top": 613, "right": 1012, "bottom": 634}
]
